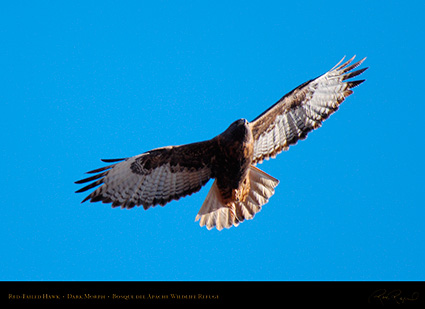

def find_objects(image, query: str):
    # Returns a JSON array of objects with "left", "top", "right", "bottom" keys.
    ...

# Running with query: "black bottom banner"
[{"left": 2, "top": 281, "right": 424, "bottom": 306}]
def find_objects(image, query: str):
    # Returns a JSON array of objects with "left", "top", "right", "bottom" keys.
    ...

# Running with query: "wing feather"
[
  {"left": 250, "top": 56, "right": 367, "bottom": 163},
  {"left": 75, "top": 139, "right": 218, "bottom": 209}
]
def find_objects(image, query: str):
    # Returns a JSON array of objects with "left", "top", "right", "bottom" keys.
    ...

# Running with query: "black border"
[{"left": 2, "top": 281, "right": 425, "bottom": 306}]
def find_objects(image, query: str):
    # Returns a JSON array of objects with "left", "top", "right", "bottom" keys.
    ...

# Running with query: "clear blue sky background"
[{"left": 1, "top": 1, "right": 424, "bottom": 281}]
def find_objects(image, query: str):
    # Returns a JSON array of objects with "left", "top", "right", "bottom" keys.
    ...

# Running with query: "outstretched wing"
[
  {"left": 250, "top": 56, "right": 368, "bottom": 164},
  {"left": 75, "top": 139, "right": 218, "bottom": 209}
]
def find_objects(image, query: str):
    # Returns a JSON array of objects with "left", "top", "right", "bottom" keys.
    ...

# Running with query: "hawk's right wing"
[{"left": 75, "top": 139, "right": 218, "bottom": 209}]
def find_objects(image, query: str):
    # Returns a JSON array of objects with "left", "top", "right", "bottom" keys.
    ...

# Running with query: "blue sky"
[{"left": 1, "top": 1, "right": 424, "bottom": 281}]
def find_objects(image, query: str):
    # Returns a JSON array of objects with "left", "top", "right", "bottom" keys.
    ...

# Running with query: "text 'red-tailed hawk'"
[{"left": 76, "top": 56, "right": 367, "bottom": 230}]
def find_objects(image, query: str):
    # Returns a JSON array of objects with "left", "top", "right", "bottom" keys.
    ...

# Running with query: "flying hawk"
[{"left": 76, "top": 56, "right": 367, "bottom": 230}]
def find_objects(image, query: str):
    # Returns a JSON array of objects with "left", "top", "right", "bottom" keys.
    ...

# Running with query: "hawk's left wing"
[{"left": 250, "top": 56, "right": 367, "bottom": 164}]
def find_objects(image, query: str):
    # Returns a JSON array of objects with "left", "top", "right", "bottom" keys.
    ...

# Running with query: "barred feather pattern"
[
  {"left": 195, "top": 166, "right": 279, "bottom": 230},
  {"left": 75, "top": 142, "right": 216, "bottom": 209},
  {"left": 250, "top": 56, "right": 368, "bottom": 164}
]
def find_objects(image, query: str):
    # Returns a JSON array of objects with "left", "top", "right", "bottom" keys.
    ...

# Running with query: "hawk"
[{"left": 76, "top": 56, "right": 367, "bottom": 230}]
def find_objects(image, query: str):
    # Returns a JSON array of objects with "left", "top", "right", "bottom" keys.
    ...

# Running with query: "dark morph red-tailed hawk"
[{"left": 76, "top": 56, "right": 367, "bottom": 230}]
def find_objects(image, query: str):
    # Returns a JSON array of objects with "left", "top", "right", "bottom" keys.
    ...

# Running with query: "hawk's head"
[{"left": 221, "top": 118, "right": 251, "bottom": 143}]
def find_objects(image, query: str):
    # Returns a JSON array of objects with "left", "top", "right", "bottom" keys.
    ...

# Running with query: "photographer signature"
[{"left": 368, "top": 289, "right": 419, "bottom": 305}]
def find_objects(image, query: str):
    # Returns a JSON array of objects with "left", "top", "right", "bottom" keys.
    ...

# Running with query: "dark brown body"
[{"left": 213, "top": 119, "right": 254, "bottom": 204}]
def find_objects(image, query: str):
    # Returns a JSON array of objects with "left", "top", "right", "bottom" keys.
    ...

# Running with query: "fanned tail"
[{"left": 195, "top": 166, "right": 279, "bottom": 230}]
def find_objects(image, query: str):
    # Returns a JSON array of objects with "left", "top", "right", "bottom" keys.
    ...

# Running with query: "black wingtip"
[
  {"left": 343, "top": 67, "right": 368, "bottom": 81},
  {"left": 75, "top": 179, "right": 104, "bottom": 193},
  {"left": 81, "top": 195, "right": 91, "bottom": 203},
  {"left": 347, "top": 79, "right": 366, "bottom": 88},
  {"left": 101, "top": 158, "right": 126, "bottom": 163},
  {"left": 75, "top": 172, "right": 107, "bottom": 184},
  {"left": 75, "top": 187, "right": 87, "bottom": 194},
  {"left": 85, "top": 165, "right": 114, "bottom": 174}
]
